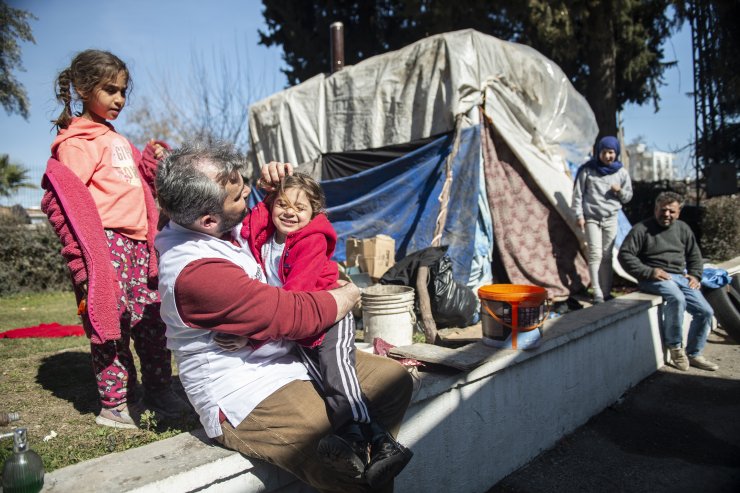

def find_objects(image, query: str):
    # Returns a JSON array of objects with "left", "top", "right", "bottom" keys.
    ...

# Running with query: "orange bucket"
[{"left": 478, "top": 284, "right": 550, "bottom": 349}]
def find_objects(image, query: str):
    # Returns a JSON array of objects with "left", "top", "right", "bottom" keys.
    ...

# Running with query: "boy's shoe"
[
  {"left": 669, "top": 347, "right": 690, "bottom": 371},
  {"left": 317, "top": 432, "right": 368, "bottom": 480},
  {"left": 689, "top": 355, "right": 719, "bottom": 371},
  {"left": 95, "top": 403, "right": 138, "bottom": 429},
  {"left": 364, "top": 426, "right": 413, "bottom": 489},
  {"left": 142, "top": 387, "right": 192, "bottom": 418}
]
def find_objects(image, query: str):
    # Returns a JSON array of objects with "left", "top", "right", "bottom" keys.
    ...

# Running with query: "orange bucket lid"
[{"left": 478, "top": 284, "right": 548, "bottom": 303}]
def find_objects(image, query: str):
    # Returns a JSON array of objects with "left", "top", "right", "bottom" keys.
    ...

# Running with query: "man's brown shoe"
[
  {"left": 689, "top": 355, "right": 719, "bottom": 371},
  {"left": 669, "top": 347, "right": 689, "bottom": 371}
]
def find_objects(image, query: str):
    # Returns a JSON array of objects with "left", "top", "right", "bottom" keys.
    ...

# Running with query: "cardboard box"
[{"left": 346, "top": 234, "right": 395, "bottom": 280}]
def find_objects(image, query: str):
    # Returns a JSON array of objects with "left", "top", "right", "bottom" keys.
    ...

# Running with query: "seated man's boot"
[
  {"left": 316, "top": 422, "right": 368, "bottom": 480},
  {"left": 364, "top": 421, "right": 413, "bottom": 489},
  {"left": 669, "top": 347, "right": 690, "bottom": 371}
]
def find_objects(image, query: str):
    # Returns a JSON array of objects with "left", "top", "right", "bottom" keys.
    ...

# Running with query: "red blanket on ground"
[{"left": 0, "top": 323, "right": 85, "bottom": 339}]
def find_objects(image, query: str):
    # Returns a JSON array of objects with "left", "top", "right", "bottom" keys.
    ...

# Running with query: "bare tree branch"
[{"left": 123, "top": 38, "right": 270, "bottom": 152}]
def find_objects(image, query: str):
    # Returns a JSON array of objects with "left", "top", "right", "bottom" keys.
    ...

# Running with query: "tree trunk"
[{"left": 584, "top": 1, "right": 619, "bottom": 145}]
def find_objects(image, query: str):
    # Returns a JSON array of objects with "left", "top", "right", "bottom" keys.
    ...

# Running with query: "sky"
[{"left": 1, "top": 0, "right": 696, "bottom": 208}]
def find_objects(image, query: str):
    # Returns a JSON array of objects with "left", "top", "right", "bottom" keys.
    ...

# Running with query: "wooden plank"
[
  {"left": 388, "top": 341, "right": 497, "bottom": 371},
  {"left": 416, "top": 266, "right": 438, "bottom": 343},
  {"left": 437, "top": 323, "right": 482, "bottom": 343}
]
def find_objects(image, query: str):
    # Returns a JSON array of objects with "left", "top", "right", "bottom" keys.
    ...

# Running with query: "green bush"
[
  {"left": 700, "top": 195, "right": 740, "bottom": 262},
  {"left": 0, "top": 214, "right": 71, "bottom": 296}
]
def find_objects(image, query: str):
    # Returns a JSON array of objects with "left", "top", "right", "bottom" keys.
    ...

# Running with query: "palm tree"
[{"left": 0, "top": 154, "right": 36, "bottom": 198}]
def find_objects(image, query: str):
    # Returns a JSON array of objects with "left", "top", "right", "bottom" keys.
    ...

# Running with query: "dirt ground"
[{"left": 487, "top": 325, "right": 740, "bottom": 493}]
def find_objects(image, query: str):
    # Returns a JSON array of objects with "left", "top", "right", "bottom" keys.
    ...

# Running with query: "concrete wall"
[
  {"left": 42, "top": 292, "right": 665, "bottom": 493},
  {"left": 396, "top": 293, "right": 663, "bottom": 492}
]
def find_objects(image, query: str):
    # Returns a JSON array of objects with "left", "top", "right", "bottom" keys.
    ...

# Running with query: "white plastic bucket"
[
  {"left": 361, "top": 285, "right": 415, "bottom": 347},
  {"left": 361, "top": 284, "right": 415, "bottom": 302}
]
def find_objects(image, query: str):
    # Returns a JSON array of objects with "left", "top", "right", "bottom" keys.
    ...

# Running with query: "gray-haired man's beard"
[{"left": 218, "top": 207, "right": 248, "bottom": 235}]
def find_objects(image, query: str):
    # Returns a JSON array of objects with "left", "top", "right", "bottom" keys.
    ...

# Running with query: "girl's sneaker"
[
  {"left": 317, "top": 422, "right": 368, "bottom": 480},
  {"left": 365, "top": 430, "right": 413, "bottom": 488},
  {"left": 95, "top": 403, "right": 138, "bottom": 429}
]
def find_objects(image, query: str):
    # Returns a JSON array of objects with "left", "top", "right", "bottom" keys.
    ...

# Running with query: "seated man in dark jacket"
[{"left": 618, "top": 191, "right": 717, "bottom": 372}]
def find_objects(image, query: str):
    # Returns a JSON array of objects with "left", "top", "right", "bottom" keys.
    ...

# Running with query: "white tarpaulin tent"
[{"left": 247, "top": 29, "right": 599, "bottom": 299}]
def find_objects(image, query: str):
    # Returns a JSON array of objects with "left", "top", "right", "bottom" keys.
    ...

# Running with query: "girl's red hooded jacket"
[
  {"left": 241, "top": 200, "right": 339, "bottom": 347},
  {"left": 241, "top": 200, "right": 339, "bottom": 291}
]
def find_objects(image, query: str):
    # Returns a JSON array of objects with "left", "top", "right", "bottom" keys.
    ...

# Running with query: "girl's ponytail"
[
  {"left": 53, "top": 67, "right": 73, "bottom": 130},
  {"left": 51, "top": 50, "right": 129, "bottom": 131}
]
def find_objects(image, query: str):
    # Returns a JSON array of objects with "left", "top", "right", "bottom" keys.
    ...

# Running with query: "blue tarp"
[{"left": 250, "top": 126, "right": 481, "bottom": 284}]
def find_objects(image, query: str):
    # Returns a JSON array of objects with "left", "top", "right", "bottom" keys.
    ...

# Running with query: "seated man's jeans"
[{"left": 639, "top": 273, "right": 714, "bottom": 357}]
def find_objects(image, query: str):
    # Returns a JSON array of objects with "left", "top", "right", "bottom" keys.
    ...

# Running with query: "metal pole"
[
  {"left": 330, "top": 22, "right": 345, "bottom": 73},
  {"left": 690, "top": 0, "right": 703, "bottom": 206}
]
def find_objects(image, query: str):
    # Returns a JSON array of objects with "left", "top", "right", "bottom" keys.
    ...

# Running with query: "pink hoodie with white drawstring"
[{"left": 42, "top": 117, "right": 167, "bottom": 343}]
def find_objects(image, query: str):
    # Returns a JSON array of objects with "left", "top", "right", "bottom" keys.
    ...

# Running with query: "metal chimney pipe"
[{"left": 330, "top": 22, "right": 344, "bottom": 73}]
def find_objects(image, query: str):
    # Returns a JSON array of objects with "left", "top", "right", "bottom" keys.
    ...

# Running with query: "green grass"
[
  {"left": 0, "top": 290, "right": 198, "bottom": 476},
  {"left": 0, "top": 291, "right": 84, "bottom": 358},
  {"left": 0, "top": 291, "right": 79, "bottom": 332}
]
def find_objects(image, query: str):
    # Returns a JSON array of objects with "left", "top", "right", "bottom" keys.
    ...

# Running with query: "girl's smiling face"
[{"left": 271, "top": 187, "right": 314, "bottom": 242}]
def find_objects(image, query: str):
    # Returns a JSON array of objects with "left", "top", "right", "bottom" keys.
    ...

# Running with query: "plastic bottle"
[
  {"left": 1, "top": 428, "right": 45, "bottom": 493},
  {"left": 0, "top": 412, "right": 21, "bottom": 426}
]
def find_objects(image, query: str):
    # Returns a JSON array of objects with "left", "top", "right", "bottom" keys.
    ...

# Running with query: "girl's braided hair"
[{"left": 53, "top": 49, "right": 130, "bottom": 130}]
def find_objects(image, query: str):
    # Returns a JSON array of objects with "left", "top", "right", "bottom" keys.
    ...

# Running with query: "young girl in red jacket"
[
  {"left": 231, "top": 173, "right": 412, "bottom": 488},
  {"left": 41, "top": 49, "right": 190, "bottom": 429}
]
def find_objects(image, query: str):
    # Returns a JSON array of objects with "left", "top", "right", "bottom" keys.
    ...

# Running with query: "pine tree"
[{"left": 259, "top": 0, "right": 678, "bottom": 140}]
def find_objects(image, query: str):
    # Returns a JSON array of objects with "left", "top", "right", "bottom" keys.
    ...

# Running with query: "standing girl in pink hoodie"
[{"left": 42, "top": 49, "right": 190, "bottom": 429}]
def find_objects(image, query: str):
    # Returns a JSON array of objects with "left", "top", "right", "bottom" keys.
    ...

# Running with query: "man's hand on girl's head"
[{"left": 259, "top": 161, "right": 294, "bottom": 190}]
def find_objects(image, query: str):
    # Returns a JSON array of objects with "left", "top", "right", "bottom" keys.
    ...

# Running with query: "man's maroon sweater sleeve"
[{"left": 174, "top": 258, "right": 337, "bottom": 340}]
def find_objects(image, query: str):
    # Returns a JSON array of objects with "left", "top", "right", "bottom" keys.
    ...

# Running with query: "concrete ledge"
[
  {"left": 43, "top": 292, "right": 666, "bottom": 493},
  {"left": 396, "top": 292, "right": 663, "bottom": 492},
  {"left": 42, "top": 428, "right": 310, "bottom": 493},
  {"left": 716, "top": 255, "right": 740, "bottom": 276}
]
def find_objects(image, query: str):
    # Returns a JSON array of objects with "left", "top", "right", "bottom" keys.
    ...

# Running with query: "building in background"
[{"left": 625, "top": 143, "right": 675, "bottom": 181}]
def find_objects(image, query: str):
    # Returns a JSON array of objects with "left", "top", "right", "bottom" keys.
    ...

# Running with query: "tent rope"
[{"left": 431, "top": 114, "right": 464, "bottom": 246}]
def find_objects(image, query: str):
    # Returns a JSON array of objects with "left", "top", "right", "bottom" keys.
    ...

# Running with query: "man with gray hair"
[
  {"left": 154, "top": 142, "right": 413, "bottom": 492},
  {"left": 618, "top": 191, "right": 717, "bottom": 371}
]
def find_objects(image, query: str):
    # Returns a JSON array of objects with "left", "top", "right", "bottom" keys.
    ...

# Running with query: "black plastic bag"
[
  {"left": 427, "top": 254, "right": 480, "bottom": 328},
  {"left": 380, "top": 246, "right": 479, "bottom": 328}
]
